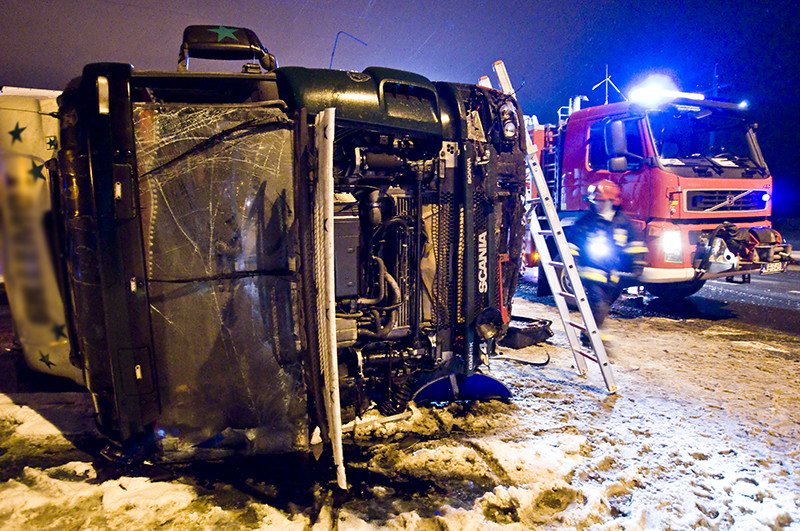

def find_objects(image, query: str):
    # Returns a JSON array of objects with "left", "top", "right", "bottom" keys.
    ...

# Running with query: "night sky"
[{"left": 2, "top": 0, "right": 798, "bottom": 217}]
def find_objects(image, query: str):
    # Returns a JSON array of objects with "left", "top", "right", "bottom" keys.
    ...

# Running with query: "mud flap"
[{"left": 411, "top": 372, "right": 511, "bottom": 405}]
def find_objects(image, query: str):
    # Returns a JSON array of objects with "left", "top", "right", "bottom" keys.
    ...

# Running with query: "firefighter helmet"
[{"left": 587, "top": 179, "right": 622, "bottom": 206}]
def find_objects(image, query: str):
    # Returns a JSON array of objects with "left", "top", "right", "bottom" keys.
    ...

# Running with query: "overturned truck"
[{"left": 49, "top": 26, "right": 527, "bottom": 469}]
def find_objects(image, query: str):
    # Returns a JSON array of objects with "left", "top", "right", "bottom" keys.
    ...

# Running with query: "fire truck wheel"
[{"left": 643, "top": 280, "right": 706, "bottom": 300}]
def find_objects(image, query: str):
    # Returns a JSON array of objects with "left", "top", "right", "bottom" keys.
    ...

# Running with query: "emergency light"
[
  {"left": 630, "top": 86, "right": 705, "bottom": 107},
  {"left": 629, "top": 74, "right": 704, "bottom": 107}
]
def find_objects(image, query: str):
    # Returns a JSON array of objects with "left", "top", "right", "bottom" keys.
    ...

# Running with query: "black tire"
[
  {"left": 557, "top": 267, "right": 579, "bottom": 310},
  {"left": 644, "top": 280, "right": 706, "bottom": 300}
]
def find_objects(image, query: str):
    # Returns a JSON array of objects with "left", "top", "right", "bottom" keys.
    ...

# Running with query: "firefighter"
[{"left": 566, "top": 179, "right": 647, "bottom": 342}]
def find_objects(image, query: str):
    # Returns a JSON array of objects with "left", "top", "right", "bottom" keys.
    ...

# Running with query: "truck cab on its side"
[{"left": 47, "top": 25, "right": 527, "bottom": 463}]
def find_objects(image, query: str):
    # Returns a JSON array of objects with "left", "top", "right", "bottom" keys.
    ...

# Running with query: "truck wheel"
[
  {"left": 536, "top": 264, "right": 552, "bottom": 296},
  {"left": 644, "top": 280, "right": 706, "bottom": 300},
  {"left": 558, "top": 267, "right": 579, "bottom": 310}
]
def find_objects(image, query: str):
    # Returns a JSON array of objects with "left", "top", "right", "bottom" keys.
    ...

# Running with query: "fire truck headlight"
[
  {"left": 662, "top": 230, "right": 683, "bottom": 263},
  {"left": 761, "top": 192, "right": 770, "bottom": 203}
]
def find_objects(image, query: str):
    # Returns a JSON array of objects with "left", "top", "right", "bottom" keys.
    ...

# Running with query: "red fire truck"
[{"left": 524, "top": 91, "right": 793, "bottom": 299}]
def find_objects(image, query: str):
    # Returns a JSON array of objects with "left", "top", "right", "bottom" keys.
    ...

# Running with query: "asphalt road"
[
  {"left": 702, "top": 267, "right": 800, "bottom": 311},
  {"left": 517, "top": 264, "right": 800, "bottom": 337},
  {"left": 672, "top": 266, "right": 800, "bottom": 336}
]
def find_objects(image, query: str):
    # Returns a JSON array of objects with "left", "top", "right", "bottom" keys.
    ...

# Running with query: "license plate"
[{"left": 760, "top": 261, "right": 788, "bottom": 275}]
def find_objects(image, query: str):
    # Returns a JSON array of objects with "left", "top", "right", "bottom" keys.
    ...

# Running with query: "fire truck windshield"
[{"left": 647, "top": 104, "right": 765, "bottom": 175}]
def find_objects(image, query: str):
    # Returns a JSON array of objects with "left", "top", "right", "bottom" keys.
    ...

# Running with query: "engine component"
[
  {"left": 695, "top": 222, "right": 790, "bottom": 272},
  {"left": 702, "top": 236, "right": 738, "bottom": 274},
  {"left": 336, "top": 317, "right": 358, "bottom": 348},
  {"left": 334, "top": 197, "right": 360, "bottom": 298}
]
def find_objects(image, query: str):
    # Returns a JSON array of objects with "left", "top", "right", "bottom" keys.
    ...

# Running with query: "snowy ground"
[{"left": 0, "top": 289, "right": 798, "bottom": 530}]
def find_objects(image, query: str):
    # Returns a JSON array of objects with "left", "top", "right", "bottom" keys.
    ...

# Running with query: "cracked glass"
[{"left": 133, "top": 102, "right": 308, "bottom": 454}]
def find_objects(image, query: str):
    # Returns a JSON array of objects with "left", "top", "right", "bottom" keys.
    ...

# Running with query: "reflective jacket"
[{"left": 566, "top": 209, "right": 647, "bottom": 285}]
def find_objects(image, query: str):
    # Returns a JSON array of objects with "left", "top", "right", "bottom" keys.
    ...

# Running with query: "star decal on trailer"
[
  {"left": 208, "top": 25, "right": 239, "bottom": 42},
  {"left": 29, "top": 161, "right": 46, "bottom": 182},
  {"left": 52, "top": 323, "right": 68, "bottom": 340},
  {"left": 9, "top": 122, "right": 26, "bottom": 144},
  {"left": 46, "top": 136, "right": 58, "bottom": 150},
  {"left": 39, "top": 352, "right": 56, "bottom": 369}
]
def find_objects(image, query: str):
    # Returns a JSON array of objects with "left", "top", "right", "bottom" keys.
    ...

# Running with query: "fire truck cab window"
[{"left": 589, "top": 120, "right": 643, "bottom": 172}]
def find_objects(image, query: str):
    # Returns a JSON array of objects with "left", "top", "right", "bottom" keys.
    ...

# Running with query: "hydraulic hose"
[
  {"left": 370, "top": 216, "right": 410, "bottom": 248},
  {"left": 358, "top": 271, "right": 402, "bottom": 339},
  {"left": 357, "top": 256, "right": 386, "bottom": 306}
]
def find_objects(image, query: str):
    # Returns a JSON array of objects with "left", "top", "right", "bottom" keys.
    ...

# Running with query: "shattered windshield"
[
  {"left": 131, "top": 102, "right": 309, "bottom": 452},
  {"left": 647, "top": 105, "right": 764, "bottom": 171}
]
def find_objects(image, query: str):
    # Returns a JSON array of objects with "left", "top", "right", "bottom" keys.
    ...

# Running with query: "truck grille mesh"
[
  {"left": 685, "top": 190, "right": 768, "bottom": 212},
  {"left": 394, "top": 195, "right": 412, "bottom": 328},
  {"left": 428, "top": 192, "right": 454, "bottom": 328}
]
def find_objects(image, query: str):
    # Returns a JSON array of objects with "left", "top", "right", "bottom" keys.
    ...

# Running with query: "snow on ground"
[{"left": 0, "top": 292, "right": 798, "bottom": 530}]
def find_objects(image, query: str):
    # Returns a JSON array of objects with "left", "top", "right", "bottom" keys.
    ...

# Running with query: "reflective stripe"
[
  {"left": 624, "top": 246, "right": 649, "bottom": 254},
  {"left": 579, "top": 269, "right": 608, "bottom": 283}
]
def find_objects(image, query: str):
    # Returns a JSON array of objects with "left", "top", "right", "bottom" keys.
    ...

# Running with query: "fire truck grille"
[{"left": 685, "top": 190, "right": 768, "bottom": 212}]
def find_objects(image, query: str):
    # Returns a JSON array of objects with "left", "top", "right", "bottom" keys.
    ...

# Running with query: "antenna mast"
[
  {"left": 592, "top": 65, "right": 627, "bottom": 104},
  {"left": 329, "top": 31, "right": 367, "bottom": 69}
]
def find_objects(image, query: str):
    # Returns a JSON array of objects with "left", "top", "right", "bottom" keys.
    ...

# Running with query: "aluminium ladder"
[{"left": 490, "top": 61, "right": 617, "bottom": 393}]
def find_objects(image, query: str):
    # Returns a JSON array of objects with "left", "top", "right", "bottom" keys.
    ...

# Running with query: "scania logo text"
[{"left": 477, "top": 231, "right": 488, "bottom": 293}]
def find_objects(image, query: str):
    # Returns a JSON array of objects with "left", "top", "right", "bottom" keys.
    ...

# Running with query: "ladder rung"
[
  {"left": 537, "top": 229, "right": 554, "bottom": 236},
  {"left": 548, "top": 261, "right": 564, "bottom": 268},
  {"left": 579, "top": 350, "right": 598, "bottom": 363},
  {"left": 557, "top": 291, "right": 577, "bottom": 300},
  {"left": 568, "top": 321, "right": 587, "bottom": 331}
]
